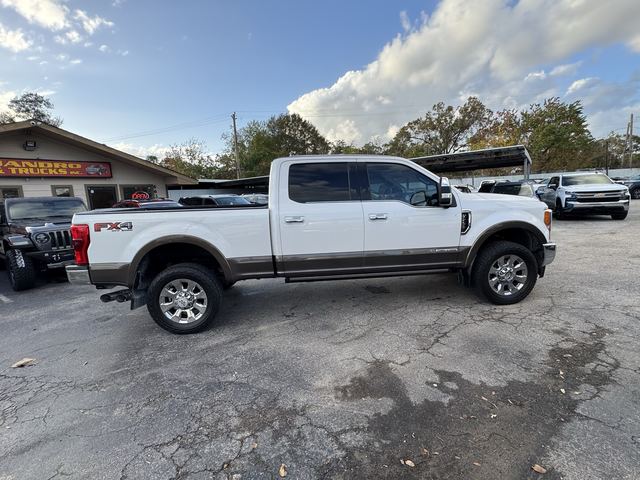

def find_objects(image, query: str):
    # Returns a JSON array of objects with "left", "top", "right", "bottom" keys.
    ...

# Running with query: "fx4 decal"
[{"left": 94, "top": 222, "right": 133, "bottom": 232}]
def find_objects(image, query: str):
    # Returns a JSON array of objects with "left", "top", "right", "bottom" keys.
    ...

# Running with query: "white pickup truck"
[{"left": 66, "top": 155, "right": 556, "bottom": 333}]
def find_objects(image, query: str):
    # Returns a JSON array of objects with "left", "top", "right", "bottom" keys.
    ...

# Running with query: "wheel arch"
[
  {"left": 464, "top": 222, "right": 547, "bottom": 272},
  {"left": 129, "top": 235, "right": 233, "bottom": 288}
]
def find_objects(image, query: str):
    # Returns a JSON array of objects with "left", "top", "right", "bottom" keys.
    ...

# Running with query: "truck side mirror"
[
  {"left": 548, "top": 183, "right": 557, "bottom": 190},
  {"left": 439, "top": 177, "right": 452, "bottom": 208},
  {"left": 535, "top": 186, "right": 545, "bottom": 196}
]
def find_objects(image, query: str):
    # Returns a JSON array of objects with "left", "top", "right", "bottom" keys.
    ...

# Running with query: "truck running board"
[{"left": 285, "top": 268, "right": 455, "bottom": 283}]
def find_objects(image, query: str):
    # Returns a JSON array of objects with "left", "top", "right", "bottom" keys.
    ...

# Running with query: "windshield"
[
  {"left": 215, "top": 196, "right": 251, "bottom": 206},
  {"left": 7, "top": 198, "right": 86, "bottom": 220},
  {"left": 562, "top": 175, "right": 612, "bottom": 186}
]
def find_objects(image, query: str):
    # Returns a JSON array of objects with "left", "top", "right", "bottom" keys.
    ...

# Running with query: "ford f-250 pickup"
[{"left": 66, "top": 155, "right": 556, "bottom": 334}]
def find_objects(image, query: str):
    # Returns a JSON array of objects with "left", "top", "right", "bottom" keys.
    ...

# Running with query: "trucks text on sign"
[{"left": 0, "top": 159, "right": 112, "bottom": 178}]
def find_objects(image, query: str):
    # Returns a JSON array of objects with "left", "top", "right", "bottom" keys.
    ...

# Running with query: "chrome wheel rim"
[
  {"left": 488, "top": 254, "right": 528, "bottom": 296},
  {"left": 159, "top": 278, "right": 208, "bottom": 324}
]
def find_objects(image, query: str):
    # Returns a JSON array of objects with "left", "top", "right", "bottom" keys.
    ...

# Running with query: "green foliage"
[
  {"left": 1, "top": 92, "right": 63, "bottom": 126},
  {"left": 158, "top": 139, "right": 219, "bottom": 179},
  {"left": 520, "top": 98, "right": 593, "bottom": 172},
  {"left": 386, "top": 97, "right": 493, "bottom": 157}
]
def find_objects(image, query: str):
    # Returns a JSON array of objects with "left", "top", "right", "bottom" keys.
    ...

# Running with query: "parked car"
[
  {"left": 67, "top": 155, "right": 556, "bottom": 334},
  {"left": 112, "top": 199, "right": 182, "bottom": 209},
  {"left": 241, "top": 193, "right": 269, "bottom": 205},
  {"left": 178, "top": 195, "right": 253, "bottom": 207},
  {"left": 1, "top": 196, "right": 87, "bottom": 290},
  {"left": 478, "top": 180, "right": 496, "bottom": 192},
  {"left": 489, "top": 180, "right": 542, "bottom": 200},
  {"left": 537, "top": 172, "right": 630, "bottom": 220},
  {"left": 453, "top": 185, "right": 475, "bottom": 193},
  {"left": 616, "top": 175, "right": 640, "bottom": 199}
]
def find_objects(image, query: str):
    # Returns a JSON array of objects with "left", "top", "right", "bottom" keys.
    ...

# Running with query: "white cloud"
[
  {"left": 69, "top": 58, "right": 82, "bottom": 65},
  {"left": 550, "top": 62, "right": 582, "bottom": 77},
  {"left": 288, "top": 0, "right": 640, "bottom": 144},
  {"left": 567, "top": 77, "right": 597, "bottom": 94},
  {"left": 1, "top": 0, "right": 68, "bottom": 30},
  {"left": 399, "top": 11, "right": 411, "bottom": 32},
  {"left": 118, "top": 49, "right": 129, "bottom": 56},
  {"left": 0, "top": 89, "right": 16, "bottom": 110},
  {"left": 111, "top": 142, "right": 171, "bottom": 159},
  {"left": 98, "top": 44, "right": 110, "bottom": 53},
  {"left": 54, "top": 29, "right": 83, "bottom": 45},
  {"left": 74, "top": 9, "right": 114, "bottom": 35},
  {"left": 0, "top": 23, "right": 32, "bottom": 52}
]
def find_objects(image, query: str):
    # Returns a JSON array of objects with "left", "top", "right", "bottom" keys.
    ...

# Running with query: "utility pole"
[
  {"left": 629, "top": 113, "right": 634, "bottom": 169},
  {"left": 231, "top": 112, "right": 241, "bottom": 179}
]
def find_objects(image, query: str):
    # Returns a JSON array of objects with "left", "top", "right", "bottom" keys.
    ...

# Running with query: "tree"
[
  {"left": 1, "top": 92, "right": 63, "bottom": 126},
  {"left": 159, "top": 139, "right": 219, "bottom": 179},
  {"left": 520, "top": 98, "right": 594, "bottom": 172},
  {"left": 386, "top": 97, "right": 493, "bottom": 157},
  {"left": 469, "top": 109, "right": 523, "bottom": 150},
  {"left": 219, "top": 113, "right": 330, "bottom": 177},
  {"left": 331, "top": 140, "right": 385, "bottom": 155}
]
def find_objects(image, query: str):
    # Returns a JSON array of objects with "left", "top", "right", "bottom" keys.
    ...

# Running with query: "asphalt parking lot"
[{"left": 1, "top": 208, "right": 639, "bottom": 480}]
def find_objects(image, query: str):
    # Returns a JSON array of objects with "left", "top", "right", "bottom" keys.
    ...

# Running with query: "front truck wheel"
[
  {"left": 472, "top": 240, "right": 538, "bottom": 305},
  {"left": 6, "top": 249, "right": 36, "bottom": 291},
  {"left": 147, "top": 263, "right": 223, "bottom": 334}
]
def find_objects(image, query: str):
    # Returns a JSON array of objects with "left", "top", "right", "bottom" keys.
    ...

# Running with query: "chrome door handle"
[
  {"left": 368, "top": 213, "right": 388, "bottom": 221},
  {"left": 284, "top": 216, "right": 305, "bottom": 223}
]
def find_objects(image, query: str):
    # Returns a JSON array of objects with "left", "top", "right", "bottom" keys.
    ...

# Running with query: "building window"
[
  {"left": 0, "top": 186, "right": 23, "bottom": 199},
  {"left": 120, "top": 184, "right": 157, "bottom": 200},
  {"left": 51, "top": 185, "right": 74, "bottom": 197}
]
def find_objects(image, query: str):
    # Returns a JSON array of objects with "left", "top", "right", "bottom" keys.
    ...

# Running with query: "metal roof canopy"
[{"left": 411, "top": 145, "right": 532, "bottom": 179}]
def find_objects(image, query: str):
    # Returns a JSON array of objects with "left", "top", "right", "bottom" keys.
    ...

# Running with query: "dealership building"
[{"left": 0, "top": 121, "right": 196, "bottom": 208}]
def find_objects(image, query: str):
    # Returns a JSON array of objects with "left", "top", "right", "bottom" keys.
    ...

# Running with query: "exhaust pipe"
[{"left": 100, "top": 289, "right": 132, "bottom": 303}]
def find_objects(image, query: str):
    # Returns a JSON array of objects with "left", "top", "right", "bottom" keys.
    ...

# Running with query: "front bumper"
[
  {"left": 25, "top": 249, "right": 75, "bottom": 268},
  {"left": 541, "top": 242, "right": 556, "bottom": 267},
  {"left": 66, "top": 265, "right": 92, "bottom": 285},
  {"left": 564, "top": 199, "right": 629, "bottom": 214}
]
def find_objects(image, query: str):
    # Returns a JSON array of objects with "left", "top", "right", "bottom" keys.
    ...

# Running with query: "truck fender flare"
[
  {"left": 464, "top": 221, "right": 547, "bottom": 269},
  {"left": 129, "top": 235, "right": 233, "bottom": 285}
]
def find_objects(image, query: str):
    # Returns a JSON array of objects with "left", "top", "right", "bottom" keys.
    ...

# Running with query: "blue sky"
[{"left": 1, "top": 0, "right": 639, "bottom": 158}]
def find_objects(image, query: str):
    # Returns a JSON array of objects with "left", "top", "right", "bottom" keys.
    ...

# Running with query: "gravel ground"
[{"left": 0, "top": 207, "right": 638, "bottom": 480}]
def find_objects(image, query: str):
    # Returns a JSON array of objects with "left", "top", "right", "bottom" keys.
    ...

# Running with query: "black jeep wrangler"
[{"left": 0, "top": 196, "right": 86, "bottom": 291}]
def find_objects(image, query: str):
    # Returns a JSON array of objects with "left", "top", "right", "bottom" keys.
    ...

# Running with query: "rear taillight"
[{"left": 71, "top": 224, "right": 90, "bottom": 266}]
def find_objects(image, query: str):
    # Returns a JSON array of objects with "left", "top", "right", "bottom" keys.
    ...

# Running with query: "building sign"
[
  {"left": 0, "top": 159, "right": 112, "bottom": 178},
  {"left": 131, "top": 191, "right": 150, "bottom": 200}
]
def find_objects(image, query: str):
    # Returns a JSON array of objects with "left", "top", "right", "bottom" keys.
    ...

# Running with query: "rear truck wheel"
[
  {"left": 472, "top": 240, "right": 538, "bottom": 305},
  {"left": 553, "top": 199, "right": 565, "bottom": 219},
  {"left": 6, "top": 249, "right": 36, "bottom": 291},
  {"left": 611, "top": 212, "right": 628, "bottom": 220},
  {"left": 146, "top": 263, "right": 222, "bottom": 334},
  {"left": 630, "top": 188, "right": 640, "bottom": 200}
]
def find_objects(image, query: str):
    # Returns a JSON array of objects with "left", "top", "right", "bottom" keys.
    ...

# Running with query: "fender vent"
[{"left": 461, "top": 210, "right": 472, "bottom": 234}]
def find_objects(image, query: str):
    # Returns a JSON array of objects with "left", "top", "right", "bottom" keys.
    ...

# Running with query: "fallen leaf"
[
  {"left": 404, "top": 459, "right": 415, "bottom": 467},
  {"left": 490, "top": 413, "right": 497, "bottom": 419},
  {"left": 473, "top": 461, "right": 481, "bottom": 466},
  {"left": 251, "top": 442, "right": 258, "bottom": 449},
  {"left": 560, "top": 388, "right": 566, "bottom": 394},
  {"left": 400, "top": 459, "right": 405, "bottom": 465},
  {"left": 278, "top": 463, "right": 287, "bottom": 477},
  {"left": 11, "top": 358, "right": 35, "bottom": 368},
  {"left": 421, "top": 448, "right": 429, "bottom": 456},
  {"left": 532, "top": 464, "right": 547, "bottom": 474}
]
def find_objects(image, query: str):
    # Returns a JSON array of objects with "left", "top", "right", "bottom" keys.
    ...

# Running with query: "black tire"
[
  {"left": 553, "top": 199, "right": 565, "bottom": 219},
  {"left": 630, "top": 188, "right": 640, "bottom": 200},
  {"left": 611, "top": 212, "right": 628, "bottom": 220},
  {"left": 146, "top": 263, "right": 222, "bottom": 334},
  {"left": 222, "top": 281, "right": 236, "bottom": 290},
  {"left": 6, "top": 249, "right": 36, "bottom": 291},
  {"left": 472, "top": 240, "right": 538, "bottom": 305}
]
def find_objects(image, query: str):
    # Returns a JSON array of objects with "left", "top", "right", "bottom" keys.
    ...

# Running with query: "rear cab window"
[{"left": 288, "top": 162, "right": 357, "bottom": 203}]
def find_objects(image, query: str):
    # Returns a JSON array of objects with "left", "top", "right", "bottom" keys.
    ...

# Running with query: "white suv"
[{"left": 538, "top": 172, "right": 630, "bottom": 220}]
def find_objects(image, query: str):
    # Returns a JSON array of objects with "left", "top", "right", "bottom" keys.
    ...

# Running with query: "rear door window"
[{"left": 288, "top": 162, "right": 353, "bottom": 203}]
